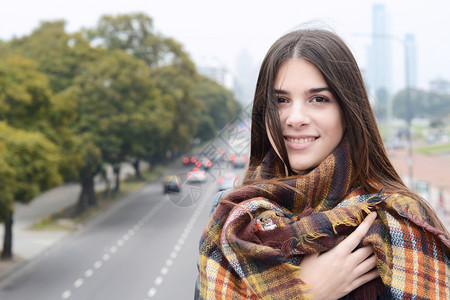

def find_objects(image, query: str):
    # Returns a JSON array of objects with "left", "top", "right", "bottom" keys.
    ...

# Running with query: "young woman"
[{"left": 197, "top": 28, "right": 449, "bottom": 299}]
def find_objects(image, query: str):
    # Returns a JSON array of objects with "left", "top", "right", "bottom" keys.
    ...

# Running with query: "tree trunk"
[
  {"left": 1, "top": 211, "right": 13, "bottom": 260},
  {"left": 113, "top": 164, "right": 121, "bottom": 192},
  {"left": 76, "top": 170, "right": 97, "bottom": 215},
  {"left": 100, "top": 164, "right": 111, "bottom": 197},
  {"left": 133, "top": 160, "right": 142, "bottom": 180}
]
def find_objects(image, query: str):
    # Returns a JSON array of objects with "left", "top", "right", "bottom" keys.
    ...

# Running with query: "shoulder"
[{"left": 209, "top": 189, "right": 232, "bottom": 215}]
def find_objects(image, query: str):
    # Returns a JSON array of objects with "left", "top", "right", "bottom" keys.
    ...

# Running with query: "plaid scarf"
[{"left": 198, "top": 141, "right": 450, "bottom": 299}]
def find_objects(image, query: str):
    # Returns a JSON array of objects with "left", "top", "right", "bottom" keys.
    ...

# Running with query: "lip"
[{"left": 284, "top": 135, "right": 318, "bottom": 150}]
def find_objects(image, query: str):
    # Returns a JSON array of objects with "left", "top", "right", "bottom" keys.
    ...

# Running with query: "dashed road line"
[
  {"left": 60, "top": 199, "right": 165, "bottom": 299},
  {"left": 144, "top": 191, "right": 210, "bottom": 299}
]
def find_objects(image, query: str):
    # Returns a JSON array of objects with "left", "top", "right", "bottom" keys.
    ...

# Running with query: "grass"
[
  {"left": 29, "top": 166, "right": 166, "bottom": 231},
  {"left": 414, "top": 143, "right": 450, "bottom": 155}
]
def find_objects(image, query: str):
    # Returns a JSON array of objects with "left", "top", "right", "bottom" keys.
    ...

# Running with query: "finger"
[
  {"left": 351, "top": 245, "right": 374, "bottom": 263},
  {"left": 339, "top": 212, "right": 377, "bottom": 252},
  {"left": 350, "top": 268, "right": 380, "bottom": 291},
  {"left": 353, "top": 254, "right": 377, "bottom": 277}
]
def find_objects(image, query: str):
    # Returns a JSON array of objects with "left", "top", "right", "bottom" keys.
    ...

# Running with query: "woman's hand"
[{"left": 299, "top": 212, "right": 379, "bottom": 300}]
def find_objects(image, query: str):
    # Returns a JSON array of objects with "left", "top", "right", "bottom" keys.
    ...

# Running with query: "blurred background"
[{"left": 0, "top": 0, "right": 449, "bottom": 299}]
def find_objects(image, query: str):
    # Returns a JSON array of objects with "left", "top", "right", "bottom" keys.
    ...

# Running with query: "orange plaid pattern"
[{"left": 198, "top": 141, "right": 449, "bottom": 299}]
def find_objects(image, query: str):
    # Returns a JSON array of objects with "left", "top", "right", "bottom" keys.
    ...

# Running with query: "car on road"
[
  {"left": 163, "top": 175, "right": 181, "bottom": 193},
  {"left": 195, "top": 157, "right": 212, "bottom": 171},
  {"left": 229, "top": 154, "right": 248, "bottom": 168},
  {"left": 182, "top": 155, "right": 197, "bottom": 167},
  {"left": 186, "top": 167, "right": 207, "bottom": 183},
  {"left": 217, "top": 173, "right": 238, "bottom": 191}
]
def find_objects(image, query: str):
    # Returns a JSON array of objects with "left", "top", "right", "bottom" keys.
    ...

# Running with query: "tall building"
[
  {"left": 404, "top": 33, "right": 417, "bottom": 88},
  {"left": 233, "top": 49, "right": 258, "bottom": 105},
  {"left": 367, "top": 4, "right": 392, "bottom": 98}
]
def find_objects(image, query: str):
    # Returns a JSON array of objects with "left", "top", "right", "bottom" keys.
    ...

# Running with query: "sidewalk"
[
  {"left": 0, "top": 183, "right": 81, "bottom": 279},
  {"left": 0, "top": 162, "right": 139, "bottom": 280}
]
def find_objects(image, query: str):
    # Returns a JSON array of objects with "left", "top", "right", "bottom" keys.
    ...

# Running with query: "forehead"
[{"left": 274, "top": 58, "right": 327, "bottom": 89}]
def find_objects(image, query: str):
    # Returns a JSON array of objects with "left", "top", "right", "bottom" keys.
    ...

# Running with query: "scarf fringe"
[{"left": 199, "top": 141, "right": 449, "bottom": 299}]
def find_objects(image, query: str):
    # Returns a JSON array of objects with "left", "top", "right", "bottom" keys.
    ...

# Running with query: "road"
[
  {"left": 0, "top": 112, "right": 250, "bottom": 300},
  {"left": 0, "top": 164, "right": 231, "bottom": 300}
]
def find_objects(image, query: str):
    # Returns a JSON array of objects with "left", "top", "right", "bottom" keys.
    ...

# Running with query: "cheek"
[{"left": 329, "top": 109, "right": 344, "bottom": 135}]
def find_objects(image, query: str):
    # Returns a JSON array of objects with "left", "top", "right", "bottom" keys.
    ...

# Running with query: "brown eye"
[
  {"left": 311, "top": 96, "right": 328, "bottom": 103},
  {"left": 277, "top": 97, "right": 288, "bottom": 103}
]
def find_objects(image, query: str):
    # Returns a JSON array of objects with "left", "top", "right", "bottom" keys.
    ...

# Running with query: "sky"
[{"left": 1, "top": 0, "right": 449, "bottom": 93}]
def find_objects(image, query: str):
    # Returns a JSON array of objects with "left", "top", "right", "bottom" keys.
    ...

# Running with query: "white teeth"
[{"left": 288, "top": 137, "right": 315, "bottom": 144}]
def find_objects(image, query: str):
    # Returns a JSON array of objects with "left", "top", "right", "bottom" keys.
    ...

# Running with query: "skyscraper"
[
  {"left": 404, "top": 33, "right": 417, "bottom": 88},
  {"left": 368, "top": 3, "right": 392, "bottom": 99}
]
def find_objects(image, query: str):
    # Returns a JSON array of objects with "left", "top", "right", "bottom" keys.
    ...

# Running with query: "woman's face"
[{"left": 267, "top": 58, "right": 344, "bottom": 173}]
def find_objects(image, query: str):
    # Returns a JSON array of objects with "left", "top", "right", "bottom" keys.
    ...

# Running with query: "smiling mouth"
[{"left": 285, "top": 137, "right": 317, "bottom": 144}]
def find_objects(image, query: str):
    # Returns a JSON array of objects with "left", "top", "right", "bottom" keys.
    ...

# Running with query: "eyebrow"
[{"left": 274, "top": 87, "right": 331, "bottom": 95}]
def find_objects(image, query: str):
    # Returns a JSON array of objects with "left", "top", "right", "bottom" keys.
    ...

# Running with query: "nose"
[{"left": 285, "top": 101, "right": 310, "bottom": 128}]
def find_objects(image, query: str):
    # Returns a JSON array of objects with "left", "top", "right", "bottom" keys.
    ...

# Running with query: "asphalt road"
[{"left": 0, "top": 163, "right": 235, "bottom": 300}]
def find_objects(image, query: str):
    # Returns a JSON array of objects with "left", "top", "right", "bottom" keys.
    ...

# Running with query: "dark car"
[
  {"left": 195, "top": 157, "right": 212, "bottom": 171},
  {"left": 229, "top": 154, "right": 248, "bottom": 168},
  {"left": 182, "top": 155, "right": 197, "bottom": 167},
  {"left": 163, "top": 175, "right": 181, "bottom": 193}
]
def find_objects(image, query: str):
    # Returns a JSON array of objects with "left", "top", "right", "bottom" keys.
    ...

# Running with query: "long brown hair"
[{"left": 243, "top": 28, "right": 447, "bottom": 232}]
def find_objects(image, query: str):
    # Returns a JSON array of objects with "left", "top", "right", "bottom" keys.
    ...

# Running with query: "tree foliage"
[
  {"left": 0, "top": 122, "right": 62, "bottom": 258},
  {"left": 0, "top": 122, "right": 62, "bottom": 204},
  {"left": 393, "top": 88, "right": 450, "bottom": 122},
  {"left": 193, "top": 76, "right": 242, "bottom": 132},
  {"left": 70, "top": 49, "right": 174, "bottom": 169},
  {"left": 88, "top": 14, "right": 202, "bottom": 158},
  {"left": 0, "top": 12, "right": 245, "bottom": 258}
]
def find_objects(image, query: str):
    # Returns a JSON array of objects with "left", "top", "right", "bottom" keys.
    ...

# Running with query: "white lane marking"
[
  {"left": 147, "top": 287, "right": 157, "bottom": 297},
  {"left": 154, "top": 276, "right": 163, "bottom": 286},
  {"left": 93, "top": 261, "right": 102, "bottom": 269},
  {"left": 60, "top": 199, "right": 166, "bottom": 300},
  {"left": 85, "top": 269, "right": 94, "bottom": 278},
  {"left": 62, "top": 290, "right": 71, "bottom": 299},
  {"left": 74, "top": 278, "right": 84, "bottom": 288},
  {"left": 160, "top": 267, "right": 169, "bottom": 275},
  {"left": 143, "top": 186, "right": 211, "bottom": 299}
]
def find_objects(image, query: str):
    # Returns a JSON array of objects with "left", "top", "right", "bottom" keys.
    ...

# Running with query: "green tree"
[
  {"left": 393, "top": 88, "right": 450, "bottom": 122},
  {"left": 0, "top": 122, "right": 62, "bottom": 259},
  {"left": 0, "top": 55, "right": 68, "bottom": 258},
  {"left": 0, "top": 21, "right": 96, "bottom": 182},
  {"left": 70, "top": 49, "right": 173, "bottom": 194},
  {"left": 87, "top": 13, "right": 203, "bottom": 160},
  {"left": 193, "top": 75, "right": 242, "bottom": 134},
  {"left": 86, "top": 13, "right": 165, "bottom": 67},
  {"left": 2, "top": 20, "right": 100, "bottom": 93}
]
